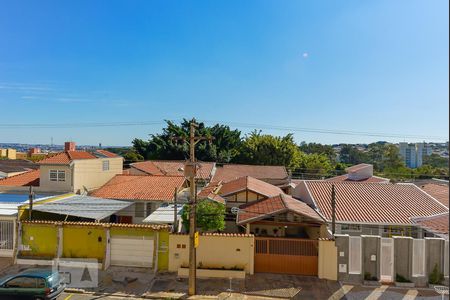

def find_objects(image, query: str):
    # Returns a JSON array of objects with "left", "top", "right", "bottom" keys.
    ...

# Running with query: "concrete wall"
[
  {"left": 333, "top": 235, "right": 448, "bottom": 286},
  {"left": 39, "top": 165, "right": 73, "bottom": 192},
  {"left": 318, "top": 239, "right": 337, "bottom": 280},
  {"left": 362, "top": 235, "right": 380, "bottom": 281},
  {"left": 168, "top": 234, "right": 254, "bottom": 274},
  {"left": 18, "top": 221, "right": 169, "bottom": 270},
  {"left": 72, "top": 157, "right": 123, "bottom": 193}
]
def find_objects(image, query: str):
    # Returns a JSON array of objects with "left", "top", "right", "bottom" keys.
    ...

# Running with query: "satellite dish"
[{"left": 231, "top": 207, "right": 239, "bottom": 215}]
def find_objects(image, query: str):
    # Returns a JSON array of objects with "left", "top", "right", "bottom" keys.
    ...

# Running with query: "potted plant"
[
  {"left": 395, "top": 274, "right": 414, "bottom": 287},
  {"left": 363, "top": 272, "right": 381, "bottom": 286},
  {"left": 428, "top": 263, "right": 444, "bottom": 288}
]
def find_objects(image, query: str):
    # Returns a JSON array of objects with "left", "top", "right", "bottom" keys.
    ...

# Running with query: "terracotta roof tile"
[
  {"left": 325, "top": 174, "right": 390, "bottom": 183},
  {"left": 301, "top": 181, "right": 448, "bottom": 225},
  {"left": 131, "top": 160, "right": 215, "bottom": 180},
  {"left": 95, "top": 150, "right": 119, "bottom": 158},
  {"left": 0, "top": 169, "right": 40, "bottom": 187},
  {"left": 21, "top": 220, "right": 170, "bottom": 230},
  {"left": 0, "top": 160, "right": 38, "bottom": 173},
  {"left": 90, "top": 175, "right": 186, "bottom": 201},
  {"left": 212, "top": 164, "right": 288, "bottom": 183},
  {"left": 418, "top": 183, "right": 449, "bottom": 208},
  {"left": 412, "top": 213, "right": 449, "bottom": 236},
  {"left": 237, "top": 194, "right": 323, "bottom": 225},
  {"left": 219, "top": 176, "right": 283, "bottom": 198},
  {"left": 38, "top": 151, "right": 97, "bottom": 164},
  {"left": 197, "top": 181, "right": 226, "bottom": 204}
]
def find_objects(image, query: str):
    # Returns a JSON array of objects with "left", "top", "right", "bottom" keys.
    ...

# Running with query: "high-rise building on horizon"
[{"left": 399, "top": 142, "right": 432, "bottom": 168}]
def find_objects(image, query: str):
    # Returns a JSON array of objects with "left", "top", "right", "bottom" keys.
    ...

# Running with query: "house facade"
[
  {"left": 90, "top": 174, "right": 188, "bottom": 223},
  {"left": 293, "top": 180, "right": 449, "bottom": 238}
]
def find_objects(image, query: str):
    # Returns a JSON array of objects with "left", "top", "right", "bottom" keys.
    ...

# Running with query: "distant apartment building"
[
  {"left": 399, "top": 142, "right": 432, "bottom": 168},
  {"left": 0, "top": 148, "right": 17, "bottom": 160}
]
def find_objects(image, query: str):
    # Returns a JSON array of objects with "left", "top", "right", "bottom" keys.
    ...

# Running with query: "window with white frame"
[
  {"left": 49, "top": 170, "right": 65, "bottom": 182},
  {"left": 341, "top": 224, "right": 362, "bottom": 232},
  {"left": 102, "top": 160, "right": 110, "bottom": 171}
]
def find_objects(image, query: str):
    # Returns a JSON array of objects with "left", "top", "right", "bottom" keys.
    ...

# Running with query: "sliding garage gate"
[
  {"left": 254, "top": 237, "right": 318, "bottom": 275},
  {"left": 110, "top": 236, "right": 154, "bottom": 268}
]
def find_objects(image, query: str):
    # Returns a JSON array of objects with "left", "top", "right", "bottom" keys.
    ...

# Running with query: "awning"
[
  {"left": 32, "top": 195, "right": 132, "bottom": 221},
  {"left": 143, "top": 204, "right": 184, "bottom": 224}
]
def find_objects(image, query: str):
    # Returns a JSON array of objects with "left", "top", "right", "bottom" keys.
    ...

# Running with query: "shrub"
[
  {"left": 396, "top": 274, "right": 411, "bottom": 283},
  {"left": 428, "top": 263, "right": 444, "bottom": 285}
]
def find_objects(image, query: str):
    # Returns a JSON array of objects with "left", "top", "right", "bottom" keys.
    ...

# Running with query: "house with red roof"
[
  {"left": 0, "top": 142, "right": 123, "bottom": 194},
  {"left": 293, "top": 180, "right": 449, "bottom": 238},
  {"left": 90, "top": 174, "right": 188, "bottom": 223},
  {"left": 212, "top": 163, "right": 289, "bottom": 187}
]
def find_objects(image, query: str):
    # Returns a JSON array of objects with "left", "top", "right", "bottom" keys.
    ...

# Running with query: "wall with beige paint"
[
  {"left": 72, "top": 157, "right": 123, "bottom": 192},
  {"left": 318, "top": 239, "right": 338, "bottom": 280},
  {"left": 168, "top": 234, "right": 254, "bottom": 274},
  {"left": 39, "top": 165, "right": 72, "bottom": 193}
]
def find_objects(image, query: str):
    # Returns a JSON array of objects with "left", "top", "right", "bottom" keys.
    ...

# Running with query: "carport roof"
[{"left": 32, "top": 194, "right": 132, "bottom": 221}]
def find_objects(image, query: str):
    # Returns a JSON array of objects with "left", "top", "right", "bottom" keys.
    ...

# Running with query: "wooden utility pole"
[
  {"left": 171, "top": 120, "right": 211, "bottom": 296},
  {"left": 331, "top": 184, "right": 336, "bottom": 235},
  {"left": 173, "top": 187, "right": 178, "bottom": 233}
]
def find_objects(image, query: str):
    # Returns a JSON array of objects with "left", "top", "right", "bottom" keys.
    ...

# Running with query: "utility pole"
[
  {"left": 173, "top": 187, "right": 178, "bottom": 233},
  {"left": 28, "top": 185, "right": 34, "bottom": 221},
  {"left": 331, "top": 184, "right": 336, "bottom": 235},
  {"left": 188, "top": 122, "right": 197, "bottom": 296},
  {"left": 171, "top": 120, "right": 211, "bottom": 296}
]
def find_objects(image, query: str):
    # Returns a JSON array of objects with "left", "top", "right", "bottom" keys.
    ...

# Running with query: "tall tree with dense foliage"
[
  {"left": 181, "top": 200, "right": 226, "bottom": 232},
  {"left": 339, "top": 144, "right": 369, "bottom": 165},
  {"left": 237, "top": 131, "right": 302, "bottom": 170},
  {"left": 132, "top": 119, "right": 242, "bottom": 162},
  {"left": 299, "top": 142, "right": 336, "bottom": 163},
  {"left": 296, "top": 153, "right": 333, "bottom": 179}
]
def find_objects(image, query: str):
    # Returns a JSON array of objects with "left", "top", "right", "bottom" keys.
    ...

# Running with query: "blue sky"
[{"left": 0, "top": 0, "right": 448, "bottom": 146}]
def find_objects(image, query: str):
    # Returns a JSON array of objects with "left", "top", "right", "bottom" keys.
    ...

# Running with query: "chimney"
[{"left": 65, "top": 142, "right": 76, "bottom": 152}]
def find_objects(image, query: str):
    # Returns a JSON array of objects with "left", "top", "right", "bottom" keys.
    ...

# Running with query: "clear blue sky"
[{"left": 0, "top": 0, "right": 448, "bottom": 146}]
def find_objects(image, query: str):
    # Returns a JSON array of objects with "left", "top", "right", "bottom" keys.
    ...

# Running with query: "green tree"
[
  {"left": 423, "top": 153, "right": 449, "bottom": 169},
  {"left": 298, "top": 142, "right": 336, "bottom": 163},
  {"left": 339, "top": 144, "right": 369, "bottom": 165},
  {"left": 382, "top": 144, "right": 405, "bottom": 170},
  {"left": 182, "top": 200, "right": 226, "bottom": 232},
  {"left": 237, "top": 131, "right": 302, "bottom": 170},
  {"left": 123, "top": 151, "right": 144, "bottom": 162},
  {"left": 296, "top": 153, "right": 333, "bottom": 179},
  {"left": 132, "top": 119, "right": 242, "bottom": 162}
]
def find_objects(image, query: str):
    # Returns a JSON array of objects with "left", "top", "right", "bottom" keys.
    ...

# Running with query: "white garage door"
[{"left": 110, "top": 236, "right": 154, "bottom": 267}]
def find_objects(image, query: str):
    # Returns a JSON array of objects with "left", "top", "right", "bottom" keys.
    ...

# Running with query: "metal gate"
[
  {"left": 254, "top": 237, "right": 318, "bottom": 275},
  {"left": 110, "top": 236, "right": 154, "bottom": 267},
  {"left": 380, "top": 238, "right": 394, "bottom": 282}
]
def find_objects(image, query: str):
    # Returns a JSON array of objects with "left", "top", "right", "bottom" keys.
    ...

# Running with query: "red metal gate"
[{"left": 254, "top": 237, "right": 318, "bottom": 275}]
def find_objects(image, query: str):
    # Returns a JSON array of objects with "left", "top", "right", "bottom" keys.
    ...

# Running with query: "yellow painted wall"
[
  {"left": 62, "top": 225, "right": 106, "bottom": 260},
  {"left": 226, "top": 191, "right": 260, "bottom": 208},
  {"left": 158, "top": 231, "right": 169, "bottom": 271},
  {"left": 39, "top": 165, "right": 73, "bottom": 192},
  {"left": 20, "top": 224, "right": 58, "bottom": 258},
  {"left": 169, "top": 234, "right": 254, "bottom": 274},
  {"left": 72, "top": 157, "right": 123, "bottom": 193},
  {"left": 7, "top": 149, "right": 16, "bottom": 160},
  {"left": 0, "top": 149, "right": 6, "bottom": 157},
  {"left": 318, "top": 240, "right": 337, "bottom": 280}
]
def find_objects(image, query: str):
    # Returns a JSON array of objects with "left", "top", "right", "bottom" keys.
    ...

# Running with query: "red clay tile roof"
[
  {"left": 418, "top": 183, "right": 449, "bottom": 208},
  {"left": 197, "top": 181, "right": 226, "bottom": 204},
  {"left": 325, "top": 174, "right": 390, "bottom": 183},
  {"left": 38, "top": 151, "right": 97, "bottom": 164},
  {"left": 302, "top": 181, "right": 448, "bottom": 225},
  {"left": 0, "top": 169, "right": 40, "bottom": 187},
  {"left": 219, "top": 176, "right": 283, "bottom": 198},
  {"left": 95, "top": 150, "right": 119, "bottom": 158},
  {"left": 237, "top": 193, "right": 324, "bottom": 225},
  {"left": 131, "top": 160, "right": 215, "bottom": 180},
  {"left": 212, "top": 164, "right": 288, "bottom": 183},
  {"left": 412, "top": 213, "right": 449, "bottom": 236},
  {"left": 90, "top": 175, "right": 186, "bottom": 201}
]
